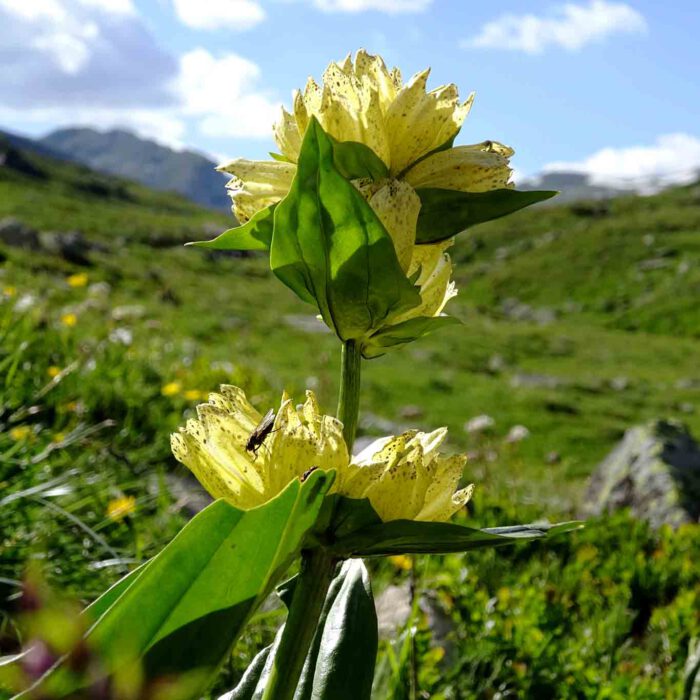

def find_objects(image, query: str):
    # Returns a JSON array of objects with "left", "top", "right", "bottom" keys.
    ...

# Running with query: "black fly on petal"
[{"left": 246, "top": 409, "right": 276, "bottom": 455}]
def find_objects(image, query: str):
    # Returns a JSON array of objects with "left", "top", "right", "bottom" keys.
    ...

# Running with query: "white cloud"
[
  {"left": 543, "top": 133, "right": 700, "bottom": 191},
  {"left": 175, "top": 48, "right": 280, "bottom": 138},
  {"left": 462, "top": 0, "right": 647, "bottom": 54},
  {"left": 78, "top": 0, "right": 135, "bottom": 14},
  {"left": 0, "top": 0, "right": 176, "bottom": 102},
  {"left": 172, "top": 0, "right": 265, "bottom": 31},
  {"left": 312, "top": 0, "right": 431, "bottom": 12},
  {"left": 0, "top": 104, "right": 188, "bottom": 149},
  {"left": 0, "top": 1, "right": 279, "bottom": 148}
]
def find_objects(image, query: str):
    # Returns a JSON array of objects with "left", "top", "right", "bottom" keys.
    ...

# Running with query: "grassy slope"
[{"left": 2, "top": 148, "right": 700, "bottom": 697}]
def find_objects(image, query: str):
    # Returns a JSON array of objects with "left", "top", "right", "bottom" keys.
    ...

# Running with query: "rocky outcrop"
[
  {"left": 0, "top": 217, "right": 41, "bottom": 250},
  {"left": 583, "top": 420, "right": 700, "bottom": 528}
]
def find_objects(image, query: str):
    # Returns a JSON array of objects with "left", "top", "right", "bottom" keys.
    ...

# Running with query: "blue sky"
[{"left": 1, "top": 0, "right": 698, "bottom": 185}]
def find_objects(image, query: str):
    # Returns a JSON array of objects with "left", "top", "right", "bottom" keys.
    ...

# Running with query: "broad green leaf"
[
  {"left": 362, "top": 315, "right": 462, "bottom": 359},
  {"left": 271, "top": 117, "right": 421, "bottom": 341},
  {"left": 326, "top": 496, "right": 581, "bottom": 556},
  {"left": 683, "top": 638, "right": 700, "bottom": 700},
  {"left": 189, "top": 204, "right": 276, "bottom": 251},
  {"left": 84, "top": 562, "right": 148, "bottom": 623},
  {"left": 221, "top": 642, "right": 275, "bottom": 700},
  {"left": 53, "top": 471, "right": 333, "bottom": 696},
  {"left": 415, "top": 188, "right": 557, "bottom": 244},
  {"left": 296, "top": 559, "right": 377, "bottom": 700},
  {"left": 328, "top": 135, "right": 389, "bottom": 181},
  {"left": 224, "top": 560, "right": 377, "bottom": 700}
]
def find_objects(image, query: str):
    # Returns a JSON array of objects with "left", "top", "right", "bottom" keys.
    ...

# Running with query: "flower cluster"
[
  {"left": 218, "top": 50, "right": 513, "bottom": 331},
  {"left": 171, "top": 386, "right": 472, "bottom": 522}
]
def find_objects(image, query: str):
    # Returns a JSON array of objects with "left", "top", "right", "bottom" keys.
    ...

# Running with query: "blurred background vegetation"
[{"left": 1, "top": 137, "right": 700, "bottom": 699}]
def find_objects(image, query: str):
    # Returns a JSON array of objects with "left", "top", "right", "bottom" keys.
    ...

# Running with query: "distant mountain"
[
  {"left": 519, "top": 171, "right": 631, "bottom": 203},
  {"left": 40, "top": 128, "right": 230, "bottom": 211},
  {"left": 0, "top": 129, "right": 66, "bottom": 161}
]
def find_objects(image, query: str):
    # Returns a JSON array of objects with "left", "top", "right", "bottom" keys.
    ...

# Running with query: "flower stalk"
[
  {"left": 263, "top": 339, "right": 363, "bottom": 699},
  {"left": 337, "top": 339, "right": 362, "bottom": 452},
  {"left": 261, "top": 548, "right": 336, "bottom": 700}
]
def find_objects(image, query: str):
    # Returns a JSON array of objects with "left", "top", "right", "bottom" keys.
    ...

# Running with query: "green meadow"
[{"left": 2, "top": 146, "right": 700, "bottom": 698}]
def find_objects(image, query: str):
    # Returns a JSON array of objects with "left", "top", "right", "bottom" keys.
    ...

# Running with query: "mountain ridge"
[{"left": 39, "top": 127, "right": 230, "bottom": 211}]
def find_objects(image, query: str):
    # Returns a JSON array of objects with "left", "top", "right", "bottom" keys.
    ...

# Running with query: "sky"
[{"left": 1, "top": 0, "right": 699, "bottom": 186}]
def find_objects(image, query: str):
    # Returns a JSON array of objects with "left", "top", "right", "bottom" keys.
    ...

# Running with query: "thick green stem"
[
  {"left": 336, "top": 339, "right": 362, "bottom": 452},
  {"left": 262, "top": 340, "right": 363, "bottom": 699},
  {"left": 261, "top": 549, "right": 336, "bottom": 700}
]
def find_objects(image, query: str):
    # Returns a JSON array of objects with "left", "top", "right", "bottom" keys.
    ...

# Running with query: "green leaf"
[
  {"left": 221, "top": 642, "right": 275, "bottom": 700},
  {"left": 84, "top": 562, "right": 148, "bottom": 623},
  {"left": 327, "top": 135, "right": 389, "bottom": 181},
  {"left": 60, "top": 471, "right": 333, "bottom": 696},
  {"left": 684, "top": 638, "right": 700, "bottom": 700},
  {"left": 189, "top": 204, "right": 276, "bottom": 251},
  {"left": 223, "top": 560, "right": 377, "bottom": 700},
  {"left": 270, "top": 117, "right": 421, "bottom": 340},
  {"left": 362, "top": 315, "right": 462, "bottom": 359},
  {"left": 327, "top": 496, "right": 582, "bottom": 556},
  {"left": 415, "top": 188, "right": 558, "bottom": 244}
]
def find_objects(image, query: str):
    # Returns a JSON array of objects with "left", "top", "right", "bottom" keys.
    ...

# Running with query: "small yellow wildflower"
[
  {"left": 107, "top": 495, "right": 136, "bottom": 522},
  {"left": 3, "top": 286, "right": 16, "bottom": 297},
  {"left": 171, "top": 385, "right": 473, "bottom": 521},
  {"left": 64, "top": 401, "right": 80, "bottom": 413},
  {"left": 66, "top": 273, "right": 88, "bottom": 288},
  {"left": 52, "top": 432, "right": 66, "bottom": 444},
  {"left": 161, "top": 382, "right": 182, "bottom": 397},
  {"left": 389, "top": 555, "right": 413, "bottom": 571},
  {"left": 184, "top": 389, "right": 206, "bottom": 401},
  {"left": 61, "top": 313, "right": 78, "bottom": 328},
  {"left": 9, "top": 426, "right": 32, "bottom": 442},
  {"left": 47, "top": 366, "right": 61, "bottom": 379}
]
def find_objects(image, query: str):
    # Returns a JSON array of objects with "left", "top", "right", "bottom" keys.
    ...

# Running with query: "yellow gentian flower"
[
  {"left": 218, "top": 50, "right": 513, "bottom": 329},
  {"left": 170, "top": 385, "right": 473, "bottom": 522}
]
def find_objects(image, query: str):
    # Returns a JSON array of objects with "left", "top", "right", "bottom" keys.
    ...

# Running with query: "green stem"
[
  {"left": 261, "top": 549, "right": 336, "bottom": 700},
  {"left": 336, "top": 339, "right": 362, "bottom": 452},
  {"left": 262, "top": 340, "right": 363, "bottom": 699}
]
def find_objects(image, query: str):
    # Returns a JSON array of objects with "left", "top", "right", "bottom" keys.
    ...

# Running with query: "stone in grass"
[
  {"left": 0, "top": 217, "right": 40, "bottom": 250},
  {"left": 583, "top": 419, "right": 700, "bottom": 528}
]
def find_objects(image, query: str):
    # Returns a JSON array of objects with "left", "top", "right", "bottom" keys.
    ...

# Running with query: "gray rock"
[
  {"left": 0, "top": 217, "right": 40, "bottom": 250},
  {"left": 39, "top": 230, "right": 103, "bottom": 265},
  {"left": 510, "top": 372, "right": 563, "bottom": 389},
  {"left": 583, "top": 419, "right": 700, "bottom": 528},
  {"left": 374, "top": 582, "right": 454, "bottom": 655}
]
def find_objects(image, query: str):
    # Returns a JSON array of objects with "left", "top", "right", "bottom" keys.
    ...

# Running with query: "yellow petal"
[
  {"left": 217, "top": 159, "right": 295, "bottom": 223},
  {"left": 273, "top": 106, "right": 302, "bottom": 162},
  {"left": 385, "top": 70, "right": 472, "bottom": 175},
  {"left": 353, "top": 49, "right": 399, "bottom": 113},
  {"left": 170, "top": 387, "right": 265, "bottom": 508},
  {"left": 367, "top": 179, "right": 420, "bottom": 272},
  {"left": 390, "top": 240, "right": 457, "bottom": 323},
  {"left": 315, "top": 63, "right": 390, "bottom": 164},
  {"left": 404, "top": 141, "right": 513, "bottom": 192},
  {"left": 264, "top": 390, "right": 348, "bottom": 494},
  {"left": 293, "top": 88, "right": 311, "bottom": 136},
  {"left": 339, "top": 425, "right": 474, "bottom": 523}
]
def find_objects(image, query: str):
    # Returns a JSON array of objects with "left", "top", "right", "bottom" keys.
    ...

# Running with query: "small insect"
[
  {"left": 246, "top": 409, "right": 276, "bottom": 455},
  {"left": 301, "top": 466, "right": 318, "bottom": 483}
]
